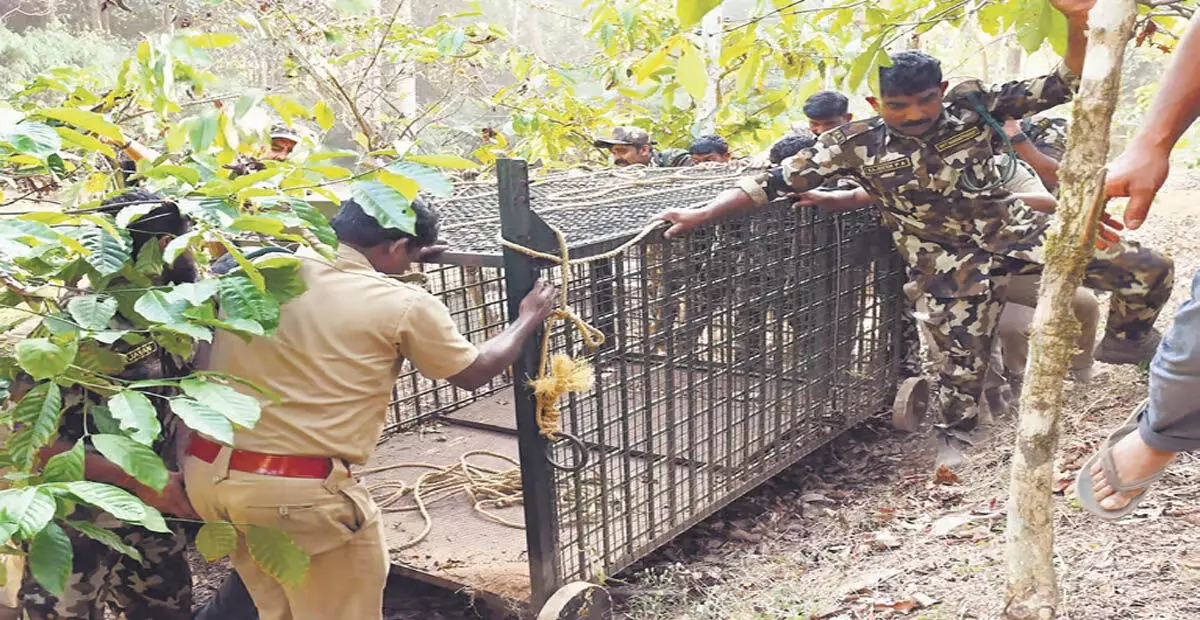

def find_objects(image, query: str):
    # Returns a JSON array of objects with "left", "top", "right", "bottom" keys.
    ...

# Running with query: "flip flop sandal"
[{"left": 1075, "top": 400, "right": 1167, "bottom": 521}]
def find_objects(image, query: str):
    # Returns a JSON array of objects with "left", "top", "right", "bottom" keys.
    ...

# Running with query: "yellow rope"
[{"left": 361, "top": 450, "right": 525, "bottom": 549}]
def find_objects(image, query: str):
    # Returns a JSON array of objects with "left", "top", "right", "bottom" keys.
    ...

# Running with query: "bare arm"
[
  {"left": 1013, "top": 191, "right": 1058, "bottom": 214},
  {"left": 1060, "top": 0, "right": 1090, "bottom": 78},
  {"left": 792, "top": 188, "right": 874, "bottom": 212},
  {"left": 37, "top": 439, "right": 198, "bottom": 519},
  {"left": 660, "top": 187, "right": 759, "bottom": 239},
  {"left": 1013, "top": 140, "right": 1060, "bottom": 190},
  {"left": 445, "top": 280, "right": 556, "bottom": 391},
  {"left": 1107, "top": 14, "right": 1200, "bottom": 228}
]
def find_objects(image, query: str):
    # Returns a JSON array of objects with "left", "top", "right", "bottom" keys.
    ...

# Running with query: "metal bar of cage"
[{"left": 367, "top": 159, "right": 907, "bottom": 616}]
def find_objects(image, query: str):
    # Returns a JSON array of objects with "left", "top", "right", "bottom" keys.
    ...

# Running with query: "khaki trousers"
[
  {"left": 994, "top": 274, "right": 1100, "bottom": 380},
  {"left": 182, "top": 450, "right": 388, "bottom": 620}
]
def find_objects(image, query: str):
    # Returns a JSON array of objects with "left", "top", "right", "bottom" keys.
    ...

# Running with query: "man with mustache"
[
  {"left": 593, "top": 127, "right": 692, "bottom": 168},
  {"left": 658, "top": 0, "right": 1174, "bottom": 439}
]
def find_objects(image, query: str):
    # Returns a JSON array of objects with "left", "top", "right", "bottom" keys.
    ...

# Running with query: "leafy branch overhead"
[{"left": 0, "top": 11, "right": 473, "bottom": 595}]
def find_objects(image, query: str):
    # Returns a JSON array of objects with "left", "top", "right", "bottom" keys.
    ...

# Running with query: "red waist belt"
[{"left": 187, "top": 435, "right": 333, "bottom": 479}]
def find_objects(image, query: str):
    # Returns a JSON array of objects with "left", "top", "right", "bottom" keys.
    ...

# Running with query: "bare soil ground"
[{"left": 188, "top": 185, "right": 1200, "bottom": 620}]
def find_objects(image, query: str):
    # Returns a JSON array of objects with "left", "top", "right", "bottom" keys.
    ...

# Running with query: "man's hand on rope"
[
  {"left": 657, "top": 208, "right": 708, "bottom": 239},
  {"left": 519, "top": 280, "right": 557, "bottom": 324}
]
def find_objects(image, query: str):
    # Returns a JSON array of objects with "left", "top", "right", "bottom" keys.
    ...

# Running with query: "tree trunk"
[
  {"left": 697, "top": 6, "right": 723, "bottom": 135},
  {"left": 1006, "top": 41, "right": 1024, "bottom": 82},
  {"left": 87, "top": 0, "right": 104, "bottom": 33},
  {"left": 1003, "top": 1, "right": 1137, "bottom": 618}
]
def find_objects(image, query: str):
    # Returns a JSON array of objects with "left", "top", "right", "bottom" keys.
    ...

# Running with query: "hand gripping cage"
[{"left": 355, "top": 159, "right": 912, "bottom": 618}]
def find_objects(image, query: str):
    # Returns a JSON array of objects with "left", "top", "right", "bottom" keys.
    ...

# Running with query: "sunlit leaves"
[
  {"left": 9, "top": 384, "right": 63, "bottom": 470},
  {"left": 677, "top": 0, "right": 724, "bottom": 29},
  {"left": 181, "top": 379, "right": 261, "bottom": 428},
  {"left": 3, "top": 121, "right": 61, "bottom": 158},
  {"left": 92, "top": 434, "right": 169, "bottom": 492},
  {"left": 37, "top": 108, "right": 124, "bottom": 143},
  {"left": 67, "top": 295, "right": 118, "bottom": 331},
  {"left": 196, "top": 522, "right": 238, "bottom": 561},
  {"left": 170, "top": 397, "right": 234, "bottom": 444},
  {"left": 246, "top": 525, "right": 309, "bottom": 587},
  {"left": 351, "top": 179, "right": 416, "bottom": 235},
  {"left": 16, "top": 339, "right": 76, "bottom": 380},
  {"left": 107, "top": 390, "right": 162, "bottom": 446}
]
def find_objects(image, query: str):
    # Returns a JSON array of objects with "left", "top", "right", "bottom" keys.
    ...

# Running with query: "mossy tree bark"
[{"left": 1003, "top": 0, "right": 1138, "bottom": 618}]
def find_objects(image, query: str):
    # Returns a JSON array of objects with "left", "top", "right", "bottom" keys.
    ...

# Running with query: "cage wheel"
[
  {"left": 892, "top": 376, "right": 930, "bottom": 432},
  {"left": 536, "top": 582, "right": 612, "bottom": 620}
]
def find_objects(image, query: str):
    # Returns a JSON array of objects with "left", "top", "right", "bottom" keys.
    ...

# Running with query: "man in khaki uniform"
[{"left": 181, "top": 199, "right": 556, "bottom": 620}]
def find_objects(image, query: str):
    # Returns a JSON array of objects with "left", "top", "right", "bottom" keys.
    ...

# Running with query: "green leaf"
[
  {"left": 63, "top": 481, "right": 147, "bottom": 524},
  {"left": 74, "top": 344, "right": 126, "bottom": 375},
  {"left": 179, "top": 198, "right": 238, "bottom": 228},
  {"left": 42, "top": 440, "right": 85, "bottom": 483},
  {"left": 143, "top": 164, "right": 201, "bottom": 186},
  {"left": 160, "top": 322, "right": 213, "bottom": 343},
  {"left": 76, "top": 226, "right": 130, "bottom": 277},
  {"left": 135, "top": 240, "right": 164, "bottom": 276},
  {"left": 186, "top": 33, "right": 241, "bottom": 49},
  {"left": 164, "top": 231, "right": 200, "bottom": 263},
  {"left": 165, "top": 280, "right": 221, "bottom": 306},
  {"left": 677, "top": 42, "right": 707, "bottom": 103},
  {"left": 245, "top": 525, "right": 309, "bottom": 587},
  {"left": 9, "top": 383, "right": 63, "bottom": 470},
  {"left": 55, "top": 127, "right": 115, "bottom": 158},
  {"left": 406, "top": 154, "right": 479, "bottom": 170},
  {"left": 39, "top": 108, "right": 124, "bottom": 143},
  {"left": 736, "top": 48, "right": 763, "bottom": 97},
  {"left": 217, "top": 276, "right": 279, "bottom": 332},
  {"left": 68, "top": 295, "right": 117, "bottom": 331},
  {"left": 16, "top": 339, "right": 76, "bottom": 380},
  {"left": 196, "top": 522, "right": 238, "bottom": 561},
  {"left": 387, "top": 161, "right": 453, "bottom": 198},
  {"left": 260, "top": 264, "right": 307, "bottom": 305},
  {"left": 304, "top": 164, "right": 352, "bottom": 180},
  {"left": 65, "top": 519, "right": 141, "bottom": 562},
  {"left": 91, "top": 434, "right": 169, "bottom": 493},
  {"left": 190, "top": 113, "right": 219, "bottom": 152},
  {"left": 107, "top": 390, "right": 162, "bottom": 446},
  {"left": 134, "top": 290, "right": 188, "bottom": 324},
  {"left": 677, "top": 0, "right": 723, "bottom": 28},
  {"left": 314, "top": 100, "right": 334, "bottom": 131},
  {"left": 0, "top": 488, "right": 56, "bottom": 537},
  {"left": 180, "top": 379, "right": 260, "bottom": 428},
  {"left": 170, "top": 398, "right": 234, "bottom": 444},
  {"left": 4, "top": 121, "right": 63, "bottom": 157},
  {"left": 230, "top": 168, "right": 281, "bottom": 191},
  {"left": 288, "top": 199, "right": 337, "bottom": 248},
  {"left": 29, "top": 522, "right": 72, "bottom": 596},
  {"left": 351, "top": 180, "right": 416, "bottom": 235}
]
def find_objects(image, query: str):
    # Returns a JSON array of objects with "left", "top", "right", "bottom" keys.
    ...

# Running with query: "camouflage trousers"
[
  {"left": 917, "top": 238, "right": 1174, "bottom": 427},
  {"left": 19, "top": 516, "right": 192, "bottom": 620}
]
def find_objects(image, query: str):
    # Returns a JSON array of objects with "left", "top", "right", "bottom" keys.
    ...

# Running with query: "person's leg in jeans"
[{"left": 1088, "top": 268, "right": 1200, "bottom": 511}]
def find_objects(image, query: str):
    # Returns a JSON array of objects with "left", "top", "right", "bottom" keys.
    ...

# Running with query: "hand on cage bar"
[
  {"left": 519, "top": 280, "right": 557, "bottom": 322},
  {"left": 656, "top": 207, "right": 709, "bottom": 239}
]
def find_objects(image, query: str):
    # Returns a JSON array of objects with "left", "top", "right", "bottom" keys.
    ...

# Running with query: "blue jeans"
[{"left": 1143, "top": 267, "right": 1200, "bottom": 452}]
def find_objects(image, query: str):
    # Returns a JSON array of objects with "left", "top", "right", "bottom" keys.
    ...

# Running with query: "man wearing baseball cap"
[{"left": 593, "top": 126, "right": 692, "bottom": 167}]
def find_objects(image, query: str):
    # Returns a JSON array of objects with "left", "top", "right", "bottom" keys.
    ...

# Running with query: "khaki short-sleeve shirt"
[{"left": 210, "top": 245, "right": 479, "bottom": 464}]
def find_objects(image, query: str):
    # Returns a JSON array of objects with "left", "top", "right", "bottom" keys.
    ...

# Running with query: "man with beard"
[
  {"left": 593, "top": 127, "right": 692, "bottom": 167},
  {"left": 18, "top": 190, "right": 201, "bottom": 619}
]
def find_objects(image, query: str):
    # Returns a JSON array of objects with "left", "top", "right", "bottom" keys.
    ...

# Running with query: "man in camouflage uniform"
[
  {"left": 593, "top": 126, "right": 693, "bottom": 168},
  {"left": 18, "top": 191, "right": 198, "bottom": 619},
  {"left": 658, "top": 0, "right": 1174, "bottom": 432}
]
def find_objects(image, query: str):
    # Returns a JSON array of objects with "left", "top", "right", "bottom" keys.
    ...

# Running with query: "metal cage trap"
[{"left": 350, "top": 159, "right": 916, "bottom": 619}]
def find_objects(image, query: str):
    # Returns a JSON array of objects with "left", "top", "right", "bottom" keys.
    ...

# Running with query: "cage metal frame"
[{"left": 375, "top": 159, "right": 907, "bottom": 615}]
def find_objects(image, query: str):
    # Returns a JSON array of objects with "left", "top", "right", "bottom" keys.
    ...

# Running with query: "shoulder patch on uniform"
[
  {"left": 862, "top": 157, "right": 913, "bottom": 176},
  {"left": 934, "top": 126, "right": 984, "bottom": 154},
  {"left": 823, "top": 118, "right": 881, "bottom": 145}
]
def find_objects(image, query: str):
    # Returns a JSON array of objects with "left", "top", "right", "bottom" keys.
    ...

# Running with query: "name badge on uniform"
[
  {"left": 934, "top": 126, "right": 983, "bottom": 154},
  {"left": 863, "top": 157, "right": 912, "bottom": 176},
  {"left": 124, "top": 341, "right": 159, "bottom": 366}
]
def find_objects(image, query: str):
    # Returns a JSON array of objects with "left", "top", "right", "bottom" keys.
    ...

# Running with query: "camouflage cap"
[
  {"left": 270, "top": 124, "right": 301, "bottom": 143},
  {"left": 593, "top": 126, "right": 655, "bottom": 148}
]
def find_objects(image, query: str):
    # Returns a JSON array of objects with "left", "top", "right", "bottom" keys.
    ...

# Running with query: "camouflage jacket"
[
  {"left": 1023, "top": 116, "right": 1069, "bottom": 161},
  {"left": 652, "top": 148, "right": 693, "bottom": 168},
  {"left": 737, "top": 66, "right": 1080, "bottom": 297},
  {"left": 57, "top": 293, "right": 192, "bottom": 470}
]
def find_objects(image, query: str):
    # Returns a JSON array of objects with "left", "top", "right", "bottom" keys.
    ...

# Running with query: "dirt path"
[{"left": 187, "top": 188, "right": 1200, "bottom": 620}]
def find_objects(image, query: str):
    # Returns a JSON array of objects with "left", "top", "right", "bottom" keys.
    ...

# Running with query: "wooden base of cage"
[{"left": 891, "top": 376, "right": 930, "bottom": 432}]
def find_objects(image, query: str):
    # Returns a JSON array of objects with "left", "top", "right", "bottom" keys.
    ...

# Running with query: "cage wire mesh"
[{"left": 382, "top": 163, "right": 907, "bottom": 592}]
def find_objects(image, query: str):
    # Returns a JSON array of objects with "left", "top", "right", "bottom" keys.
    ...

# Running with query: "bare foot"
[{"left": 1090, "top": 429, "right": 1176, "bottom": 511}]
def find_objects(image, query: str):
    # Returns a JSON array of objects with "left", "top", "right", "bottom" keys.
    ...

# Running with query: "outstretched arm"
[{"left": 1106, "top": 14, "right": 1200, "bottom": 229}]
